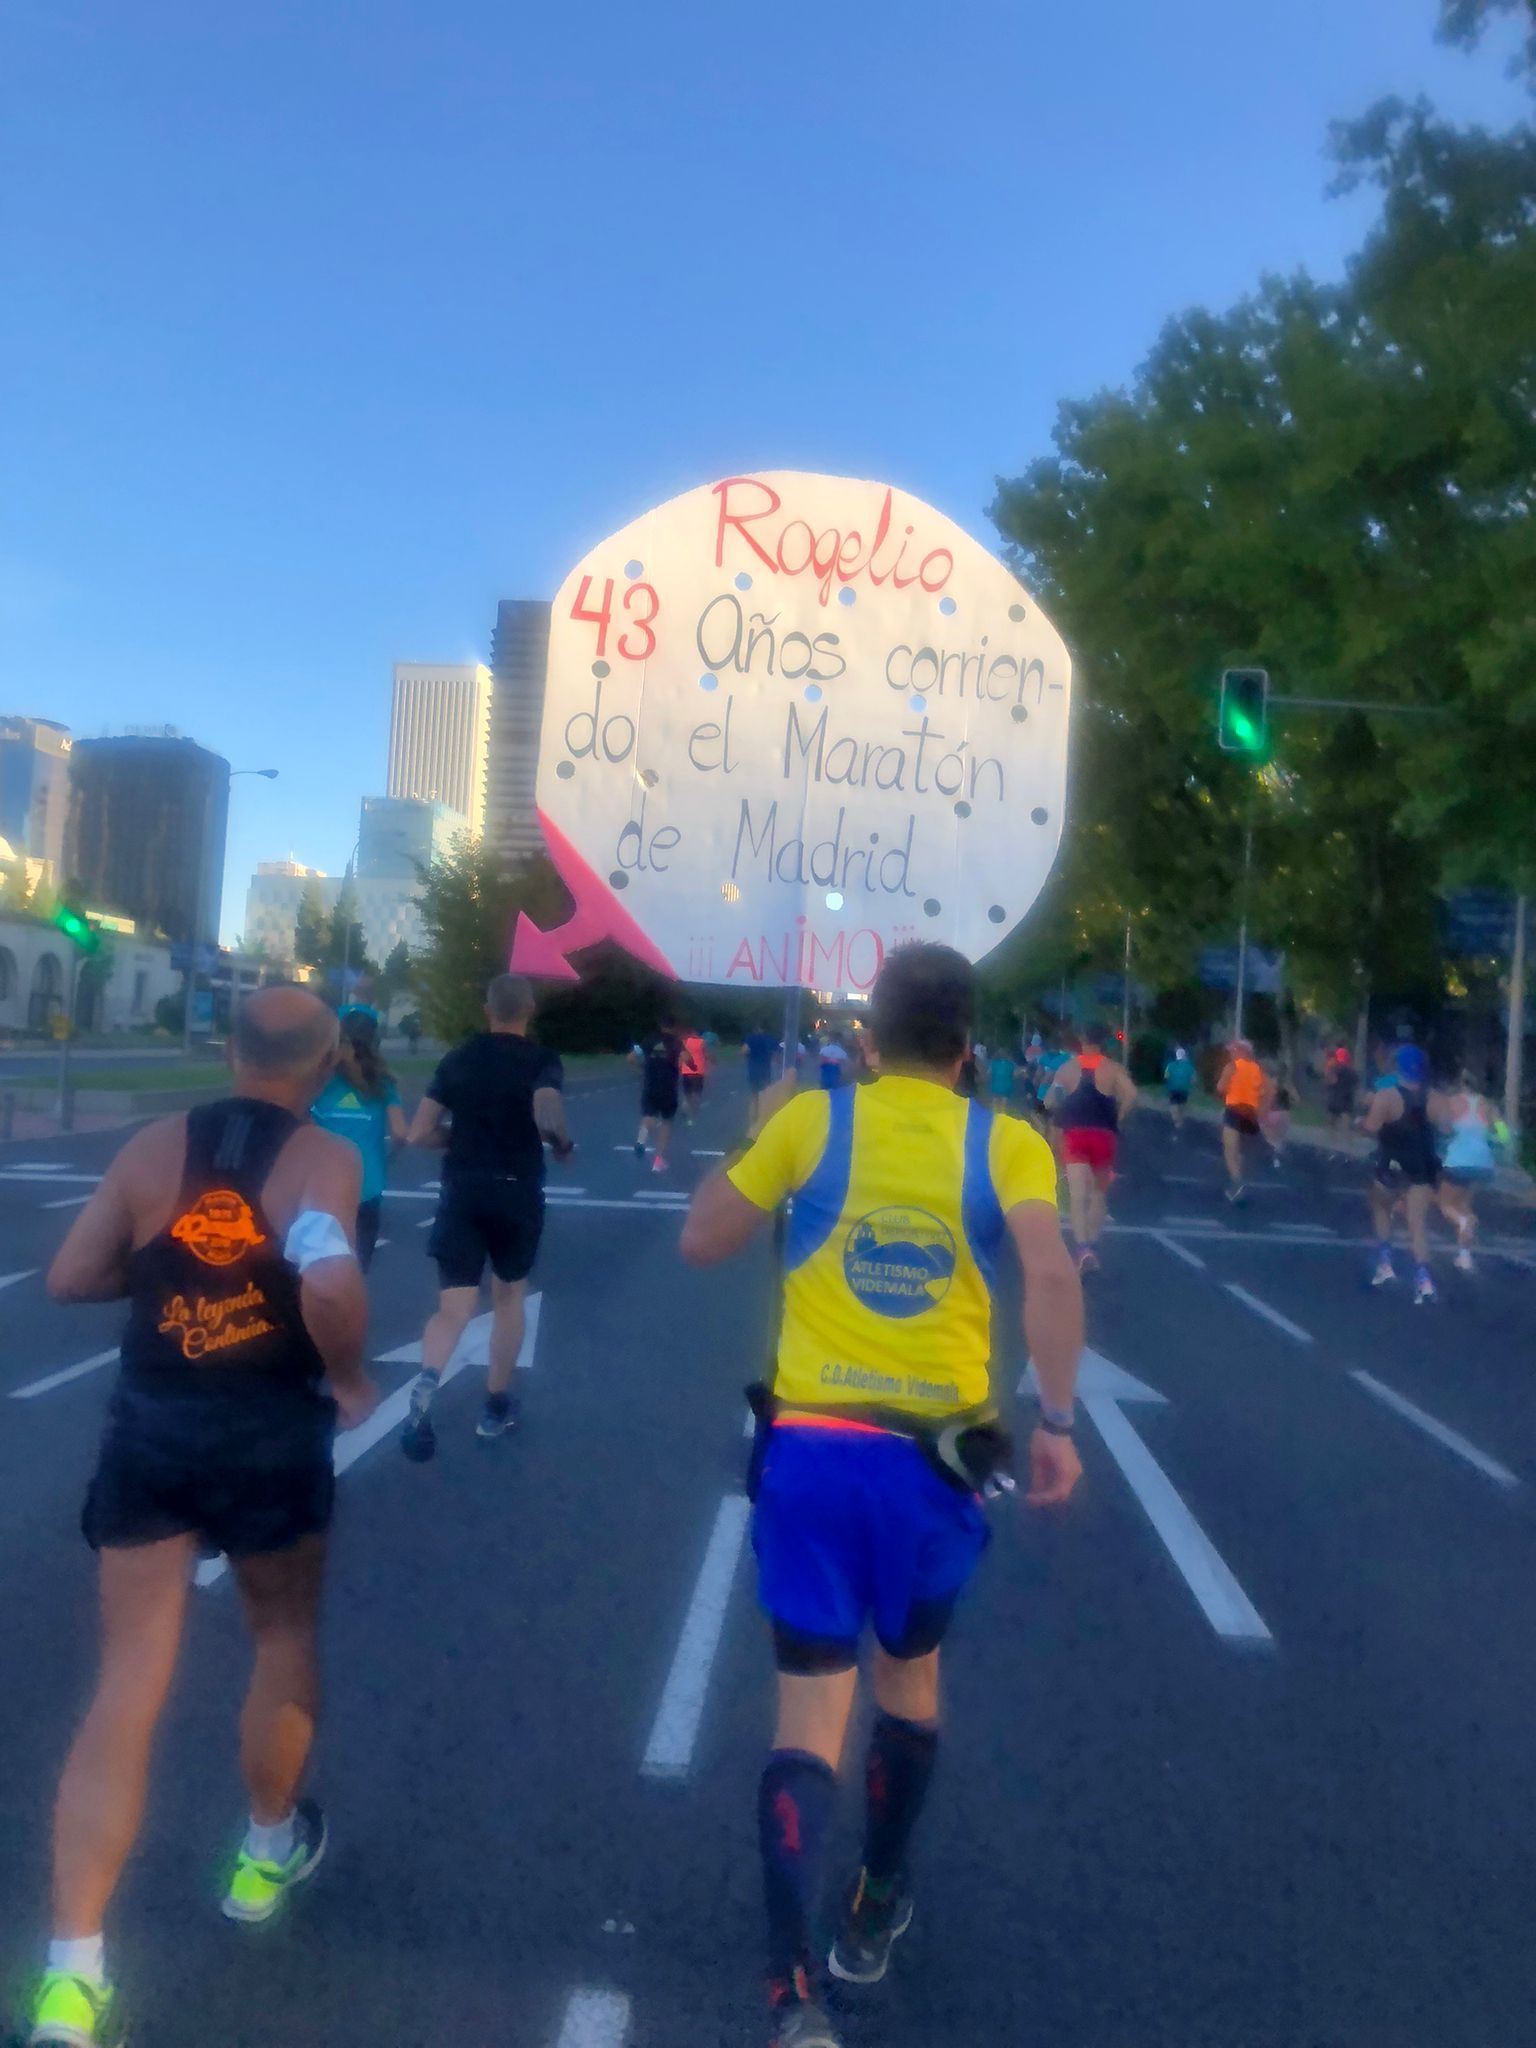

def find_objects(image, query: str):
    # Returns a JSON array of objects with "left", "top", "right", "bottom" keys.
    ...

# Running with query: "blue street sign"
[
  {"left": 1200, "top": 946, "right": 1284, "bottom": 993},
  {"left": 170, "top": 942, "right": 217, "bottom": 973},
  {"left": 1444, "top": 889, "right": 1515, "bottom": 956}
]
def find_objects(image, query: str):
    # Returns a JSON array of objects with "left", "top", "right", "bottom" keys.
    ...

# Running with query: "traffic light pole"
[
  {"left": 1233, "top": 820, "right": 1254, "bottom": 1041},
  {"left": 56, "top": 949, "right": 80, "bottom": 1126}
]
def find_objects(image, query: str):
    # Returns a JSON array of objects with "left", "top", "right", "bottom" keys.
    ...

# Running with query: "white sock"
[
  {"left": 48, "top": 1934, "right": 105, "bottom": 1985},
  {"left": 245, "top": 1811, "right": 296, "bottom": 1863}
]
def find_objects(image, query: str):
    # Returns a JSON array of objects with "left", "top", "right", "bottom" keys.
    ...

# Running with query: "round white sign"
[{"left": 516, "top": 471, "right": 1072, "bottom": 991}]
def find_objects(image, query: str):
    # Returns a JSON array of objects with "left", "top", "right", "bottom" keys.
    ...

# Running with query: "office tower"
[
  {"left": 0, "top": 716, "right": 72, "bottom": 876},
  {"left": 387, "top": 662, "right": 491, "bottom": 842},
  {"left": 65, "top": 732, "right": 230, "bottom": 945},
  {"left": 356, "top": 794, "right": 466, "bottom": 881},
  {"left": 486, "top": 599, "right": 550, "bottom": 867}
]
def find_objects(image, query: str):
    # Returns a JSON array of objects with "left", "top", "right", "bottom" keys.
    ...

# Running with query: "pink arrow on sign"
[{"left": 510, "top": 811, "right": 679, "bottom": 984}]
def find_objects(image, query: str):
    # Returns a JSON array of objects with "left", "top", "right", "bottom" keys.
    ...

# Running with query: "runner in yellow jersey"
[{"left": 682, "top": 943, "right": 1084, "bottom": 2048}]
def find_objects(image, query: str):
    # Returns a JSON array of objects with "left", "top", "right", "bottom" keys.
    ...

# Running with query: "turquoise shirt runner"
[{"left": 311, "top": 1074, "right": 400, "bottom": 1202}]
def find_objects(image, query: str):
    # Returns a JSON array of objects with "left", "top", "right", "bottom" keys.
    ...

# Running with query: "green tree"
[
  {"left": 324, "top": 879, "right": 375, "bottom": 979},
  {"left": 412, "top": 838, "right": 568, "bottom": 1044},
  {"left": 377, "top": 939, "right": 414, "bottom": 1016},
  {"left": 1439, "top": 0, "right": 1536, "bottom": 79}
]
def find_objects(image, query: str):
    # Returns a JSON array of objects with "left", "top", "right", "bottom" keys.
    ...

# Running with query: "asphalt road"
[{"left": 2, "top": 1075, "right": 1535, "bottom": 2047}]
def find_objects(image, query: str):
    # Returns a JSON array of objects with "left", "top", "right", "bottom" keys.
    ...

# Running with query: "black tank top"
[
  {"left": 1058, "top": 1056, "right": 1120, "bottom": 1132},
  {"left": 119, "top": 1098, "right": 325, "bottom": 1399},
  {"left": 1378, "top": 1083, "right": 1437, "bottom": 1179}
]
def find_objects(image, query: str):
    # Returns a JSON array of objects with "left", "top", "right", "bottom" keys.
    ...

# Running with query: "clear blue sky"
[{"left": 2, "top": 0, "right": 1525, "bottom": 940}]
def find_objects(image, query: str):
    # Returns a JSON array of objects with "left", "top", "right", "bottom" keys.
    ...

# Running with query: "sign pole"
[
  {"left": 1121, "top": 919, "right": 1132, "bottom": 1054},
  {"left": 782, "top": 984, "right": 802, "bottom": 1084},
  {"left": 1506, "top": 893, "right": 1527, "bottom": 1140},
  {"left": 57, "top": 949, "right": 79, "bottom": 1123},
  {"left": 1234, "top": 821, "right": 1254, "bottom": 1040}
]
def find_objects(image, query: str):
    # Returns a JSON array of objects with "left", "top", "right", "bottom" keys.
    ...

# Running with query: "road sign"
[
  {"left": 1444, "top": 889, "right": 1516, "bottom": 957},
  {"left": 1200, "top": 945, "right": 1284, "bottom": 993},
  {"left": 512, "top": 472, "right": 1073, "bottom": 988},
  {"left": 170, "top": 942, "right": 217, "bottom": 973},
  {"left": 50, "top": 1013, "right": 72, "bottom": 1041}
]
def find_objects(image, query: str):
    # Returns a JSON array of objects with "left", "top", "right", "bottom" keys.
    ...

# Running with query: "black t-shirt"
[
  {"left": 427, "top": 1033, "right": 563, "bottom": 1182},
  {"left": 638, "top": 1031, "right": 682, "bottom": 1094}
]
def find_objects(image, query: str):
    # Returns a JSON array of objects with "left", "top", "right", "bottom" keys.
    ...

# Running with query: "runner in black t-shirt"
[
  {"left": 631, "top": 1018, "right": 683, "bottom": 1174},
  {"left": 401, "top": 974, "right": 572, "bottom": 1457}
]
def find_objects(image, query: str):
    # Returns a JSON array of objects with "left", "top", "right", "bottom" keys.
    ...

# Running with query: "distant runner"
[
  {"left": 1217, "top": 1037, "right": 1265, "bottom": 1204},
  {"left": 1436, "top": 1069, "right": 1497, "bottom": 1272},
  {"left": 633, "top": 1018, "right": 685, "bottom": 1172},
  {"left": 26, "top": 988, "right": 375, "bottom": 2048},
  {"left": 743, "top": 1026, "right": 782, "bottom": 1131},
  {"left": 1163, "top": 1044, "right": 1195, "bottom": 1136},
  {"left": 309, "top": 1007, "right": 406, "bottom": 1269},
  {"left": 1324, "top": 1045, "right": 1358, "bottom": 1150},
  {"left": 681, "top": 1030, "right": 710, "bottom": 1123},
  {"left": 1049, "top": 1025, "right": 1138, "bottom": 1274},
  {"left": 1262, "top": 1067, "right": 1292, "bottom": 1170},
  {"left": 1361, "top": 1044, "right": 1442, "bottom": 1304},
  {"left": 817, "top": 1034, "right": 850, "bottom": 1091},
  {"left": 988, "top": 1047, "right": 1019, "bottom": 1115},
  {"left": 682, "top": 943, "right": 1083, "bottom": 2048},
  {"left": 402, "top": 974, "right": 571, "bottom": 1455}
]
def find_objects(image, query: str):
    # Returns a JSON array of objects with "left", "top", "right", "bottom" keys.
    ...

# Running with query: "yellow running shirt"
[{"left": 727, "top": 1076, "right": 1058, "bottom": 1418}]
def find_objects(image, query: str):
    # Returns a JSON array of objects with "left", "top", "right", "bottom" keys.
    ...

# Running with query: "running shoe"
[
  {"left": 634, "top": 1141, "right": 646, "bottom": 1159},
  {"left": 1413, "top": 1266, "right": 1437, "bottom": 1306},
  {"left": 27, "top": 1971, "right": 122, "bottom": 2047},
  {"left": 400, "top": 1374, "right": 437, "bottom": 1463},
  {"left": 1454, "top": 1247, "right": 1475, "bottom": 1274},
  {"left": 651, "top": 1154, "right": 669, "bottom": 1174},
  {"left": 828, "top": 1870, "right": 915, "bottom": 1985},
  {"left": 1371, "top": 1258, "right": 1397, "bottom": 1288},
  {"left": 1076, "top": 1247, "right": 1099, "bottom": 1277},
  {"left": 475, "top": 1391, "right": 520, "bottom": 1440},
  {"left": 222, "top": 1799, "right": 327, "bottom": 1923},
  {"left": 769, "top": 1978, "right": 841, "bottom": 2048}
]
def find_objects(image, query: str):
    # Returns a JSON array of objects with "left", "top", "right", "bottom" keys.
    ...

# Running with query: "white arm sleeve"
[{"left": 284, "top": 1209, "right": 356, "bottom": 1274}]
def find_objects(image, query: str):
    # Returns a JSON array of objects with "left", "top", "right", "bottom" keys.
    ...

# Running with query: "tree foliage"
[
  {"left": 1439, "top": 0, "right": 1536, "bottom": 80},
  {"left": 412, "top": 837, "right": 568, "bottom": 1045},
  {"left": 990, "top": 87, "right": 1536, "bottom": 1041}
]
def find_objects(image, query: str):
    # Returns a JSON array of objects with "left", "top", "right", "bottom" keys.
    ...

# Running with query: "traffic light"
[
  {"left": 52, "top": 902, "right": 100, "bottom": 955},
  {"left": 1218, "top": 668, "right": 1270, "bottom": 757}
]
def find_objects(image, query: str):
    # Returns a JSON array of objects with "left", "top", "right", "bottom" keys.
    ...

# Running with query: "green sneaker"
[
  {"left": 27, "top": 1969, "right": 122, "bottom": 2046},
  {"left": 221, "top": 1798, "right": 327, "bottom": 1924}
]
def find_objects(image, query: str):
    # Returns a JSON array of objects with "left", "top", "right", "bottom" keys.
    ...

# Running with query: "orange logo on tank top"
[
  {"left": 170, "top": 1189, "right": 266, "bottom": 1268},
  {"left": 158, "top": 1283, "right": 275, "bottom": 1361}
]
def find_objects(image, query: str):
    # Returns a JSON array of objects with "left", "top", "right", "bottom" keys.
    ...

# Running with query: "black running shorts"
[
  {"left": 641, "top": 1084, "right": 679, "bottom": 1122},
  {"left": 1223, "top": 1106, "right": 1261, "bottom": 1138},
  {"left": 83, "top": 1388, "right": 334, "bottom": 1558},
  {"left": 1374, "top": 1151, "right": 1440, "bottom": 1191},
  {"left": 429, "top": 1172, "right": 545, "bottom": 1288}
]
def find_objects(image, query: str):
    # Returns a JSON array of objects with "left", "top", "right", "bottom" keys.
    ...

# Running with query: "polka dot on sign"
[
  {"left": 1031, "top": 806, "right": 1049, "bottom": 825},
  {"left": 825, "top": 890, "right": 844, "bottom": 910},
  {"left": 640, "top": 768, "right": 659, "bottom": 787},
  {"left": 954, "top": 800, "right": 971, "bottom": 818},
  {"left": 1008, "top": 603, "right": 1025, "bottom": 622},
  {"left": 556, "top": 761, "right": 575, "bottom": 780},
  {"left": 625, "top": 560, "right": 643, "bottom": 579},
  {"left": 909, "top": 694, "right": 926, "bottom": 714},
  {"left": 988, "top": 905, "right": 1006, "bottom": 924},
  {"left": 735, "top": 572, "right": 752, "bottom": 591},
  {"left": 923, "top": 898, "right": 941, "bottom": 917},
  {"left": 1011, "top": 706, "right": 1028, "bottom": 724},
  {"left": 838, "top": 587, "right": 856, "bottom": 607},
  {"left": 593, "top": 660, "right": 610, "bottom": 679},
  {"left": 868, "top": 832, "right": 879, "bottom": 845},
  {"left": 699, "top": 673, "right": 718, "bottom": 692},
  {"left": 939, "top": 596, "right": 957, "bottom": 616},
  {"left": 609, "top": 871, "right": 629, "bottom": 890},
  {"left": 804, "top": 685, "right": 822, "bottom": 703}
]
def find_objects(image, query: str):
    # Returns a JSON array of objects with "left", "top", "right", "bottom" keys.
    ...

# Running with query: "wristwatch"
[{"left": 1038, "top": 1403, "right": 1076, "bottom": 1436}]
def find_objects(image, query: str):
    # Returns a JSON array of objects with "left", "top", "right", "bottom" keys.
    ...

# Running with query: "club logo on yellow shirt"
[{"left": 843, "top": 1208, "right": 956, "bottom": 1318}]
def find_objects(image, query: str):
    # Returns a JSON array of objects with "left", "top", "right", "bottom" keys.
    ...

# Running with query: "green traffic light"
[{"left": 52, "top": 903, "right": 101, "bottom": 955}]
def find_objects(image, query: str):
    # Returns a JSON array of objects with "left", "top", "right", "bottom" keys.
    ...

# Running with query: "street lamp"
[
  {"left": 184, "top": 767, "right": 279, "bottom": 1055},
  {"left": 338, "top": 837, "right": 364, "bottom": 996}
]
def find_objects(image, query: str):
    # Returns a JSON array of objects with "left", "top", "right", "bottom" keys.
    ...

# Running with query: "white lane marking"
[
  {"left": 553, "top": 1988, "right": 630, "bottom": 2048},
  {"left": 1351, "top": 1371, "right": 1520, "bottom": 1490},
  {"left": 743, "top": 1406, "right": 756, "bottom": 1438},
  {"left": 546, "top": 1195, "right": 688, "bottom": 1213},
  {"left": 633, "top": 1188, "right": 689, "bottom": 1201},
  {"left": 10, "top": 1349, "right": 118, "bottom": 1399},
  {"left": 386, "top": 1189, "right": 442, "bottom": 1202},
  {"left": 1270, "top": 1221, "right": 1336, "bottom": 1236},
  {"left": 1087, "top": 1398, "right": 1273, "bottom": 1643},
  {"left": 642, "top": 1492, "right": 753, "bottom": 1778},
  {"left": 198, "top": 1304, "right": 540, "bottom": 1588},
  {"left": 1222, "top": 1282, "right": 1313, "bottom": 1344},
  {"left": 9, "top": 1161, "right": 70, "bottom": 1172},
  {"left": 1024, "top": 1352, "right": 1270, "bottom": 1642},
  {"left": 1160, "top": 1215, "right": 1221, "bottom": 1229},
  {"left": 44, "top": 1195, "right": 93, "bottom": 1210},
  {"left": 0, "top": 1268, "right": 39, "bottom": 1293},
  {"left": 1152, "top": 1230, "right": 1206, "bottom": 1270},
  {"left": 417, "top": 1217, "right": 432, "bottom": 1229},
  {"left": 374, "top": 1237, "right": 391, "bottom": 1250},
  {"left": 693, "top": 1148, "right": 726, "bottom": 1157},
  {"left": 0, "top": 1170, "right": 102, "bottom": 1185}
]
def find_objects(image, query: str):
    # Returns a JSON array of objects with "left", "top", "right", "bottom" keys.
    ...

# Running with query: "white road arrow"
[{"left": 1024, "top": 1347, "right": 1273, "bottom": 1647}]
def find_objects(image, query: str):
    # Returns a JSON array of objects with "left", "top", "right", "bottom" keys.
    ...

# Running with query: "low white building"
[
  {"left": 244, "top": 862, "right": 427, "bottom": 969},
  {"left": 0, "top": 910, "right": 179, "bottom": 1038}
]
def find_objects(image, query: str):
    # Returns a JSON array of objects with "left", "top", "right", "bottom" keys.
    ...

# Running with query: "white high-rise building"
[{"left": 387, "top": 662, "right": 492, "bottom": 842}]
